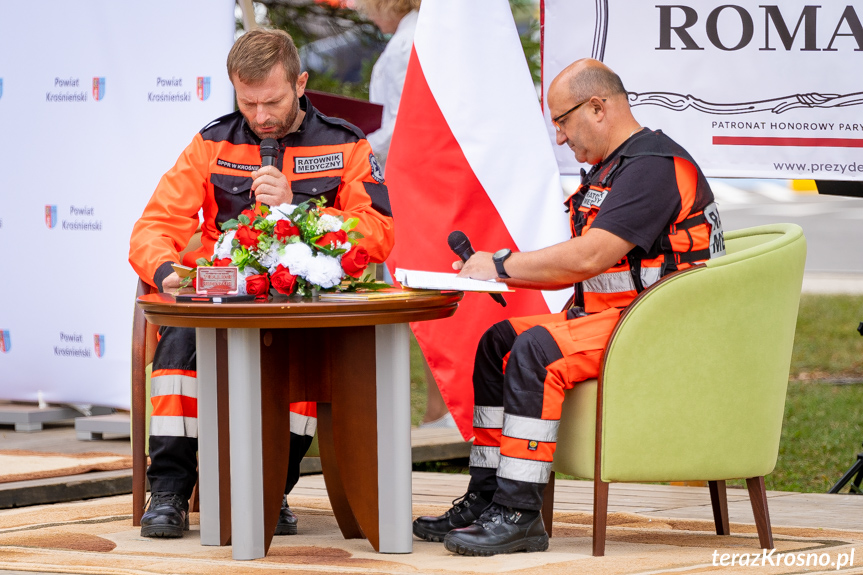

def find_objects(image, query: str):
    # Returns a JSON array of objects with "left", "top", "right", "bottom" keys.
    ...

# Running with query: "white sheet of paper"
[{"left": 395, "top": 268, "right": 511, "bottom": 293}]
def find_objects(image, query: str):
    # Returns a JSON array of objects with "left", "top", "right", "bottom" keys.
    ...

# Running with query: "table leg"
[
  {"left": 227, "top": 328, "right": 265, "bottom": 560},
  {"left": 318, "top": 325, "right": 380, "bottom": 549},
  {"left": 195, "top": 328, "right": 230, "bottom": 546},
  {"left": 375, "top": 323, "right": 413, "bottom": 553},
  {"left": 259, "top": 329, "right": 293, "bottom": 550}
]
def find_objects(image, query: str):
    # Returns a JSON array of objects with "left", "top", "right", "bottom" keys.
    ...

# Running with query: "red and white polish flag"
[{"left": 385, "top": 0, "right": 571, "bottom": 440}]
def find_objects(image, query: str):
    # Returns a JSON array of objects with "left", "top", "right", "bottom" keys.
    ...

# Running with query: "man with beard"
[{"left": 129, "top": 28, "right": 394, "bottom": 538}]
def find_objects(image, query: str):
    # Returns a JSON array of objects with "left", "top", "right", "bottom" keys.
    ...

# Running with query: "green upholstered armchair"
[{"left": 540, "top": 223, "right": 807, "bottom": 556}]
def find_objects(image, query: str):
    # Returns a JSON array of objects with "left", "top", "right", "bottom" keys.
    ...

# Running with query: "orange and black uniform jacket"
[
  {"left": 569, "top": 129, "right": 723, "bottom": 313},
  {"left": 129, "top": 95, "right": 395, "bottom": 290}
]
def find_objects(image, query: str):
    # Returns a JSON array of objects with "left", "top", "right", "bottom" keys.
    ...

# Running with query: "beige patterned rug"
[
  {"left": 0, "top": 450, "right": 133, "bottom": 484},
  {"left": 1, "top": 494, "right": 862, "bottom": 575}
]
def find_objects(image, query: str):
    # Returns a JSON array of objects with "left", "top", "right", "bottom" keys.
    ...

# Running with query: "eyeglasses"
[{"left": 552, "top": 97, "right": 606, "bottom": 132}]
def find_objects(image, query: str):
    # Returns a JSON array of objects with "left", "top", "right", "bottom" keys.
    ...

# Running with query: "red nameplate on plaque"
[{"left": 197, "top": 266, "right": 239, "bottom": 295}]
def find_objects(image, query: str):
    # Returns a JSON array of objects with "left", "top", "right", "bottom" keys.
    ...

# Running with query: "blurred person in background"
[
  {"left": 355, "top": 0, "right": 419, "bottom": 171},
  {"left": 356, "top": 0, "right": 454, "bottom": 428}
]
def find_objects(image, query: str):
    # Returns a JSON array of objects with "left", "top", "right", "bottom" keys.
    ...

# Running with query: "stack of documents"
[{"left": 395, "top": 268, "right": 511, "bottom": 293}]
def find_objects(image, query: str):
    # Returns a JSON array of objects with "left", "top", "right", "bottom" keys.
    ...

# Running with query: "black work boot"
[
  {"left": 140, "top": 492, "right": 190, "bottom": 538},
  {"left": 412, "top": 491, "right": 493, "bottom": 542},
  {"left": 443, "top": 503, "right": 548, "bottom": 556},
  {"left": 275, "top": 495, "right": 298, "bottom": 535}
]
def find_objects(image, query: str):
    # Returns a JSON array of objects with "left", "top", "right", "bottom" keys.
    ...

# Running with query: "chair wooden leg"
[
  {"left": 746, "top": 476, "right": 774, "bottom": 549},
  {"left": 189, "top": 474, "right": 200, "bottom": 513},
  {"left": 592, "top": 478, "right": 609, "bottom": 557},
  {"left": 132, "top": 462, "right": 145, "bottom": 526},
  {"left": 708, "top": 480, "right": 730, "bottom": 535},
  {"left": 541, "top": 473, "right": 555, "bottom": 537}
]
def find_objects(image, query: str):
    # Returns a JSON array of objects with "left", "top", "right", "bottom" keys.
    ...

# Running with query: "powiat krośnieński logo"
[
  {"left": 197, "top": 77, "right": 210, "bottom": 101},
  {"left": 45, "top": 205, "right": 57, "bottom": 229},
  {"left": 94, "top": 334, "right": 105, "bottom": 358},
  {"left": 92, "top": 77, "right": 105, "bottom": 101}
]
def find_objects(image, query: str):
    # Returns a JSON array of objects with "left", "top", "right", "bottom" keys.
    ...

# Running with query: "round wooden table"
[{"left": 137, "top": 291, "right": 462, "bottom": 560}]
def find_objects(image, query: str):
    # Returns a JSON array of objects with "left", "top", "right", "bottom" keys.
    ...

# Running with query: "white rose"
[
  {"left": 277, "top": 242, "right": 314, "bottom": 276},
  {"left": 213, "top": 230, "right": 236, "bottom": 260},
  {"left": 303, "top": 254, "right": 343, "bottom": 288},
  {"left": 266, "top": 203, "right": 296, "bottom": 222},
  {"left": 316, "top": 214, "right": 343, "bottom": 234}
]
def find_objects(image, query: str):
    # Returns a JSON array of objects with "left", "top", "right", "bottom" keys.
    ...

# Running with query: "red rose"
[
  {"left": 236, "top": 225, "right": 263, "bottom": 249},
  {"left": 271, "top": 264, "right": 298, "bottom": 295},
  {"left": 240, "top": 209, "right": 257, "bottom": 221},
  {"left": 214, "top": 257, "right": 233, "bottom": 267},
  {"left": 341, "top": 245, "right": 370, "bottom": 278},
  {"left": 244, "top": 273, "right": 270, "bottom": 299},
  {"left": 316, "top": 230, "right": 348, "bottom": 249},
  {"left": 274, "top": 220, "right": 300, "bottom": 241}
]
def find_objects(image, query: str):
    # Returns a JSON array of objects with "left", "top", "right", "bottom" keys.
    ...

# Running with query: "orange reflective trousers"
[{"left": 468, "top": 307, "right": 622, "bottom": 510}]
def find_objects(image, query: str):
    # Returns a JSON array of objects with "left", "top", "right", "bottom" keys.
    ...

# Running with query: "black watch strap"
[{"left": 493, "top": 249, "right": 512, "bottom": 279}]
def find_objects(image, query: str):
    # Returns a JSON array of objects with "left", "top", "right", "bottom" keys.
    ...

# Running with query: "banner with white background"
[
  {"left": 0, "top": 0, "right": 234, "bottom": 409},
  {"left": 542, "top": 0, "right": 863, "bottom": 180}
]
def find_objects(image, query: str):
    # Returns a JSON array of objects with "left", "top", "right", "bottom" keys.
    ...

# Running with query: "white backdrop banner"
[
  {"left": 542, "top": 1, "right": 863, "bottom": 180},
  {"left": 0, "top": 0, "right": 234, "bottom": 408}
]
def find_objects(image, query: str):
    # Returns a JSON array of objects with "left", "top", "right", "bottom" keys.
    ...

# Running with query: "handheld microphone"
[
  {"left": 447, "top": 231, "right": 507, "bottom": 307},
  {"left": 260, "top": 138, "right": 279, "bottom": 167}
]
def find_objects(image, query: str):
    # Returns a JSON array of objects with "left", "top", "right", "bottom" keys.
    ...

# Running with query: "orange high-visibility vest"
[{"left": 569, "top": 130, "right": 724, "bottom": 313}]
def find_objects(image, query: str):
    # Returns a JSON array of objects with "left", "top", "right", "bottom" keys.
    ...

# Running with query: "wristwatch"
[{"left": 492, "top": 248, "right": 512, "bottom": 279}]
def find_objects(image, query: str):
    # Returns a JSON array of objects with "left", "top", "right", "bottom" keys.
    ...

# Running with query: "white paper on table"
[{"left": 395, "top": 268, "right": 512, "bottom": 293}]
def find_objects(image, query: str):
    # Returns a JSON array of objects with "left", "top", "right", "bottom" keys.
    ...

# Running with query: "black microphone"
[
  {"left": 260, "top": 138, "right": 279, "bottom": 167},
  {"left": 447, "top": 231, "right": 507, "bottom": 307}
]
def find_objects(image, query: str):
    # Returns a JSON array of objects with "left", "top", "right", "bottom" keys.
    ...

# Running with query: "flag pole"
[{"left": 238, "top": 0, "right": 258, "bottom": 31}]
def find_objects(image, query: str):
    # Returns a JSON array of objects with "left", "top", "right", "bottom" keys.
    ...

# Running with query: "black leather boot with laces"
[
  {"left": 443, "top": 502, "right": 548, "bottom": 556},
  {"left": 140, "top": 492, "right": 190, "bottom": 538},
  {"left": 412, "top": 491, "right": 493, "bottom": 542},
  {"left": 275, "top": 495, "right": 298, "bottom": 535}
]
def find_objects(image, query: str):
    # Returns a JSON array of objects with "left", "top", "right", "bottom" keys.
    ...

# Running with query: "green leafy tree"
[{"left": 240, "top": 0, "right": 541, "bottom": 100}]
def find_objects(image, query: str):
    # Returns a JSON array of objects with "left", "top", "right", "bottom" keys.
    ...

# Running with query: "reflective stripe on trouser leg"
[
  {"left": 147, "top": 326, "right": 199, "bottom": 498},
  {"left": 289, "top": 402, "right": 317, "bottom": 437},
  {"left": 470, "top": 405, "right": 504, "bottom": 469},
  {"left": 497, "top": 414, "right": 558, "bottom": 484},
  {"left": 150, "top": 369, "right": 198, "bottom": 438}
]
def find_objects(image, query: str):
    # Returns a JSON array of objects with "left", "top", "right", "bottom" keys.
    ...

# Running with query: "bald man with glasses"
[{"left": 412, "top": 58, "right": 725, "bottom": 556}]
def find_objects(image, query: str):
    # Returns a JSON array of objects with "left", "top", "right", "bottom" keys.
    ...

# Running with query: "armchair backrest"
[{"left": 553, "top": 224, "right": 807, "bottom": 483}]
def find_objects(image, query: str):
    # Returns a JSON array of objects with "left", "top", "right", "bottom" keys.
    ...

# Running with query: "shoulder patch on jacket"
[{"left": 369, "top": 154, "right": 384, "bottom": 183}]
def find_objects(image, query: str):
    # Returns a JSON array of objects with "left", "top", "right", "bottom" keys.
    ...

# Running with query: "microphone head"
[
  {"left": 260, "top": 138, "right": 279, "bottom": 159},
  {"left": 447, "top": 230, "right": 469, "bottom": 251}
]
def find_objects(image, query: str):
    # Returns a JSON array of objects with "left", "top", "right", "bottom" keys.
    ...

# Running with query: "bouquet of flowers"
[{"left": 196, "top": 198, "right": 378, "bottom": 298}]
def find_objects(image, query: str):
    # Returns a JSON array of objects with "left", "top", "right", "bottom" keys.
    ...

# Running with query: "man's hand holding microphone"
[
  {"left": 250, "top": 138, "right": 292, "bottom": 206},
  {"left": 448, "top": 231, "right": 507, "bottom": 307}
]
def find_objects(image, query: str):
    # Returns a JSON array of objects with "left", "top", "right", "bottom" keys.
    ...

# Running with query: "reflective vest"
[{"left": 569, "top": 130, "right": 725, "bottom": 313}]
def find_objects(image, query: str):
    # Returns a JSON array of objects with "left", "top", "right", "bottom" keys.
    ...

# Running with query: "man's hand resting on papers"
[{"left": 453, "top": 252, "right": 498, "bottom": 281}]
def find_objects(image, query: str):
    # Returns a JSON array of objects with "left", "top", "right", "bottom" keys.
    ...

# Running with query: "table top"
[{"left": 137, "top": 291, "right": 463, "bottom": 329}]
